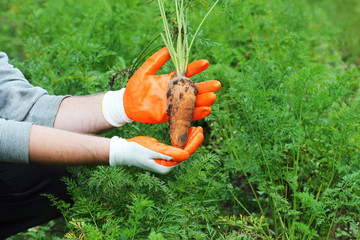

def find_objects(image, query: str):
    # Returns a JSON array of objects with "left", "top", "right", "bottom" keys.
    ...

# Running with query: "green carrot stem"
[{"left": 157, "top": 0, "right": 218, "bottom": 78}]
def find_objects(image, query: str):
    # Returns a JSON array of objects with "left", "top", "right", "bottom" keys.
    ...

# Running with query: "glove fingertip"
[
  {"left": 192, "top": 107, "right": 212, "bottom": 121},
  {"left": 186, "top": 59, "right": 209, "bottom": 78},
  {"left": 184, "top": 133, "right": 204, "bottom": 155},
  {"left": 172, "top": 150, "right": 189, "bottom": 162},
  {"left": 154, "top": 159, "right": 181, "bottom": 167},
  {"left": 195, "top": 80, "right": 222, "bottom": 94},
  {"left": 187, "top": 126, "right": 203, "bottom": 142},
  {"left": 141, "top": 47, "right": 171, "bottom": 75},
  {"left": 195, "top": 92, "right": 217, "bottom": 107}
]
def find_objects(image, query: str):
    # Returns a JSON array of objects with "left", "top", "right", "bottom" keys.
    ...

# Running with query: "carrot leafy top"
[{"left": 158, "top": 0, "right": 219, "bottom": 77}]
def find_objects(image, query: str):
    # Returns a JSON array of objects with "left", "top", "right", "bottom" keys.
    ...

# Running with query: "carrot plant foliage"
[{"left": 2, "top": 0, "right": 360, "bottom": 239}]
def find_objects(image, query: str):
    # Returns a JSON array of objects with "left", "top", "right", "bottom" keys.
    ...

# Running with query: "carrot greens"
[{"left": 157, "top": 0, "right": 219, "bottom": 77}]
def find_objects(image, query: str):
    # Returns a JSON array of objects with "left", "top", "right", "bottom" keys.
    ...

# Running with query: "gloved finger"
[
  {"left": 154, "top": 127, "right": 204, "bottom": 167},
  {"left": 184, "top": 127, "right": 204, "bottom": 155},
  {"left": 196, "top": 92, "right": 216, "bottom": 107},
  {"left": 154, "top": 159, "right": 180, "bottom": 167},
  {"left": 139, "top": 47, "right": 171, "bottom": 76},
  {"left": 195, "top": 80, "right": 221, "bottom": 94},
  {"left": 192, "top": 106, "right": 212, "bottom": 121},
  {"left": 185, "top": 59, "right": 209, "bottom": 78},
  {"left": 151, "top": 164, "right": 175, "bottom": 175},
  {"left": 187, "top": 126, "right": 204, "bottom": 142},
  {"left": 128, "top": 136, "right": 189, "bottom": 161},
  {"left": 186, "top": 126, "right": 198, "bottom": 140}
]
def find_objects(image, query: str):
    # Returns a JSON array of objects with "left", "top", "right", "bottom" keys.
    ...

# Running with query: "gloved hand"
[
  {"left": 109, "top": 127, "right": 204, "bottom": 174},
  {"left": 102, "top": 47, "right": 221, "bottom": 126}
]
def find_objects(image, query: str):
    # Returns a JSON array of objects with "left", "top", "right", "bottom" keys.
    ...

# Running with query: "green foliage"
[
  {"left": 204, "top": 0, "right": 360, "bottom": 238},
  {"left": 2, "top": 0, "right": 360, "bottom": 239},
  {"left": 6, "top": 219, "right": 66, "bottom": 240},
  {"left": 41, "top": 153, "right": 226, "bottom": 239}
]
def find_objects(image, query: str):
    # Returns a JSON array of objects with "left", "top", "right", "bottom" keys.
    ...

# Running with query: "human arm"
[
  {"left": 0, "top": 116, "right": 110, "bottom": 164},
  {"left": 0, "top": 115, "right": 203, "bottom": 174},
  {"left": 29, "top": 124, "right": 203, "bottom": 174},
  {"left": 0, "top": 51, "right": 63, "bottom": 162},
  {"left": 29, "top": 124, "right": 110, "bottom": 165},
  {"left": 53, "top": 93, "right": 114, "bottom": 134}
]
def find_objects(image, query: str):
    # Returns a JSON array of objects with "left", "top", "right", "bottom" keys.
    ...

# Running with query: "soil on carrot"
[{"left": 167, "top": 76, "right": 197, "bottom": 148}]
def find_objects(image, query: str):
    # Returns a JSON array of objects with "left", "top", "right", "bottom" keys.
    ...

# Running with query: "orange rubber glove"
[
  {"left": 153, "top": 126, "right": 204, "bottom": 167},
  {"left": 123, "top": 47, "right": 221, "bottom": 123},
  {"left": 109, "top": 127, "right": 204, "bottom": 174}
]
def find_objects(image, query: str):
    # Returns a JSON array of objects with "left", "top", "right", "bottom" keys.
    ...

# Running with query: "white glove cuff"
[
  {"left": 102, "top": 89, "right": 133, "bottom": 127},
  {"left": 109, "top": 136, "right": 127, "bottom": 167}
]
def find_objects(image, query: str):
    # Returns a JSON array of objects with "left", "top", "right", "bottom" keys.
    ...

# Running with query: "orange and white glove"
[
  {"left": 102, "top": 47, "right": 221, "bottom": 126},
  {"left": 109, "top": 127, "right": 204, "bottom": 174}
]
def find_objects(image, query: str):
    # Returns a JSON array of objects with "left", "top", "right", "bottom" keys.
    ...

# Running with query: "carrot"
[
  {"left": 158, "top": 0, "right": 218, "bottom": 148},
  {"left": 167, "top": 76, "right": 197, "bottom": 148}
]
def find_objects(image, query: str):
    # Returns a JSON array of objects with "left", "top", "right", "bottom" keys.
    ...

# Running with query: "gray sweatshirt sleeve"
[
  {"left": 0, "top": 52, "right": 68, "bottom": 163},
  {"left": 0, "top": 118, "right": 32, "bottom": 163}
]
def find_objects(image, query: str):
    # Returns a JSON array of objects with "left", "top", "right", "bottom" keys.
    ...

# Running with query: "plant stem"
[
  {"left": 158, "top": 0, "right": 179, "bottom": 73},
  {"left": 224, "top": 100, "right": 272, "bottom": 236},
  {"left": 157, "top": 0, "right": 218, "bottom": 77},
  {"left": 228, "top": 187, "right": 252, "bottom": 216},
  {"left": 326, "top": 209, "right": 338, "bottom": 240},
  {"left": 290, "top": 98, "right": 303, "bottom": 238}
]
